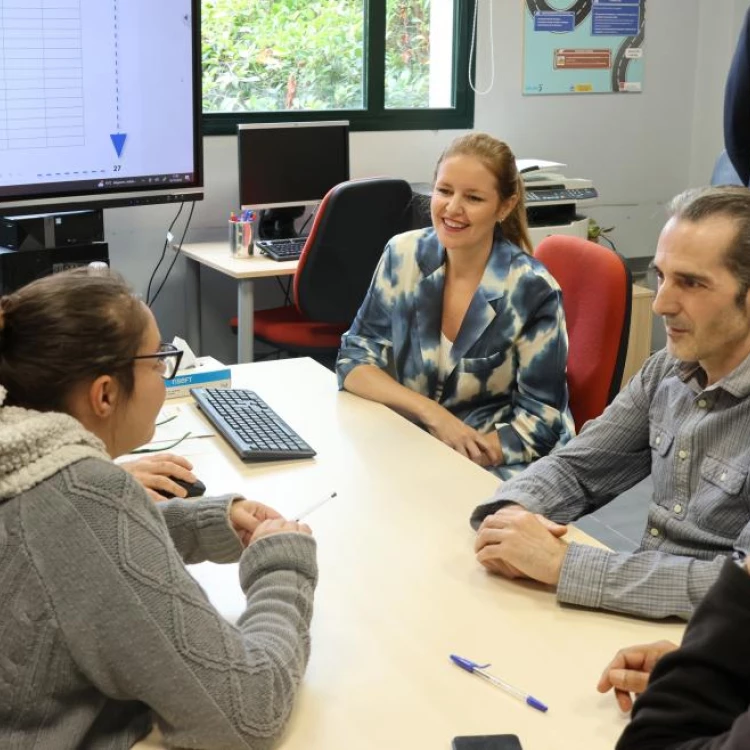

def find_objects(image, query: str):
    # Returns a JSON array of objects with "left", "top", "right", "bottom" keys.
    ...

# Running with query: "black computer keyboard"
[
  {"left": 256, "top": 237, "right": 306, "bottom": 261},
  {"left": 191, "top": 387, "right": 316, "bottom": 461}
]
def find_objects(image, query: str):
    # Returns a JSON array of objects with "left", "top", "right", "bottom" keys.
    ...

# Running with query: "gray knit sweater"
[{"left": 0, "top": 396, "right": 318, "bottom": 750}]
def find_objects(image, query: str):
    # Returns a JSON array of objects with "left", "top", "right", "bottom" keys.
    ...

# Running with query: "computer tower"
[
  {"left": 0, "top": 242, "right": 110, "bottom": 295},
  {"left": 0, "top": 210, "right": 105, "bottom": 251}
]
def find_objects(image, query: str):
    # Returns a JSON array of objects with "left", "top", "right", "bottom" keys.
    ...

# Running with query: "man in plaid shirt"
[{"left": 471, "top": 185, "right": 750, "bottom": 620}]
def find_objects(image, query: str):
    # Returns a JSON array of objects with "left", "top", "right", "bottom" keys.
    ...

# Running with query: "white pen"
[{"left": 294, "top": 491, "right": 337, "bottom": 521}]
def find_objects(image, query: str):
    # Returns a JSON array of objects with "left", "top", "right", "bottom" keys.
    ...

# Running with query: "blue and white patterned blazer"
[{"left": 336, "top": 227, "right": 575, "bottom": 479}]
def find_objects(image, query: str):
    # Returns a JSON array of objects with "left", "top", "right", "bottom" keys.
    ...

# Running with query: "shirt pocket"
[
  {"left": 648, "top": 426, "right": 674, "bottom": 507},
  {"left": 694, "top": 455, "right": 750, "bottom": 537},
  {"left": 460, "top": 350, "right": 506, "bottom": 374},
  {"left": 649, "top": 426, "right": 673, "bottom": 456}
]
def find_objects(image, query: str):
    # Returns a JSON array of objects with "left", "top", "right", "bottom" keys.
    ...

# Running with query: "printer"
[{"left": 518, "top": 159, "right": 598, "bottom": 249}]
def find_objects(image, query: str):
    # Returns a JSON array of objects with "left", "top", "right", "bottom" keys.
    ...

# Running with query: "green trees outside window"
[{"left": 201, "top": 0, "right": 475, "bottom": 133}]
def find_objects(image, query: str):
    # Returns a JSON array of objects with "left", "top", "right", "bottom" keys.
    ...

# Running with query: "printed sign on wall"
[{"left": 523, "top": 0, "right": 646, "bottom": 95}]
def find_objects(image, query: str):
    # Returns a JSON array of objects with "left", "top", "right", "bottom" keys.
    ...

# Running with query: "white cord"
[{"left": 468, "top": 0, "right": 495, "bottom": 95}]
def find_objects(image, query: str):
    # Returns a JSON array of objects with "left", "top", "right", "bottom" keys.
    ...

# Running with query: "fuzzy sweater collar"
[{"left": 0, "top": 386, "right": 109, "bottom": 500}]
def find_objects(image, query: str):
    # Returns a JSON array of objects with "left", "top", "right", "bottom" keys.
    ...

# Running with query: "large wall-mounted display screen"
[{"left": 0, "top": 0, "right": 203, "bottom": 214}]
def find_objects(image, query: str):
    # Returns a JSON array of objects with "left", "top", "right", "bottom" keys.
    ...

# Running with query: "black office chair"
[{"left": 233, "top": 177, "right": 413, "bottom": 357}]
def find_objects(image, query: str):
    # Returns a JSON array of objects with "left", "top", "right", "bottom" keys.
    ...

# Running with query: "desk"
[
  {"left": 181, "top": 241, "right": 297, "bottom": 363},
  {"left": 134, "top": 358, "right": 683, "bottom": 750}
]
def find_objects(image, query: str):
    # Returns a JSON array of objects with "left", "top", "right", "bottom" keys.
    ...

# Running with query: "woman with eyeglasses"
[
  {"left": 117, "top": 342, "right": 202, "bottom": 502},
  {"left": 0, "top": 269, "right": 317, "bottom": 749}
]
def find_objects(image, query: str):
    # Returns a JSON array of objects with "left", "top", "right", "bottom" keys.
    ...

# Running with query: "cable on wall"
[
  {"left": 468, "top": 0, "right": 495, "bottom": 95},
  {"left": 146, "top": 202, "right": 185, "bottom": 305},
  {"left": 148, "top": 200, "right": 196, "bottom": 308}
]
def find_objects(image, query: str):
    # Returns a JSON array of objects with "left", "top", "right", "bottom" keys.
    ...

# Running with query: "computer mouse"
[{"left": 155, "top": 477, "right": 206, "bottom": 499}]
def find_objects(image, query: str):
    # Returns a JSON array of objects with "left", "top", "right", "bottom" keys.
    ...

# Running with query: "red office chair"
[
  {"left": 534, "top": 235, "right": 632, "bottom": 432},
  {"left": 235, "top": 177, "right": 413, "bottom": 356}
]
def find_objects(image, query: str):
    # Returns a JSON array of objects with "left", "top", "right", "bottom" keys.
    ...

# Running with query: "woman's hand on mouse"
[
  {"left": 120, "top": 454, "right": 197, "bottom": 502},
  {"left": 230, "top": 500, "right": 289, "bottom": 547}
]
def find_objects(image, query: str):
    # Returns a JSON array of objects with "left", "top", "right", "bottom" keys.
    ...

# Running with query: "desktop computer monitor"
[{"left": 237, "top": 121, "right": 350, "bottom": 211}]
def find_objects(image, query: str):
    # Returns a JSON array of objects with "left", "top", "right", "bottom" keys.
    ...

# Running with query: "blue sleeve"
[
  {"left": 725, "top": 8, "right": 750, "bottom": 186},
  {"left": 336, "top": 242, "right": 395, "bottom": 388},
  {"left": 496, "top": 277, "right": 574, "bottom": 466}
]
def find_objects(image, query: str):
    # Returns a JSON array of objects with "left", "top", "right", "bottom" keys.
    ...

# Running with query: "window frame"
[{"left": 202, "top": 0, "right": 476, "bottom": 135}]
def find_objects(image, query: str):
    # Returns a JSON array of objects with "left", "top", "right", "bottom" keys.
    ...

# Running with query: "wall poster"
[{"left": 523, "top": 0, "right": 646, "bottom": 95}]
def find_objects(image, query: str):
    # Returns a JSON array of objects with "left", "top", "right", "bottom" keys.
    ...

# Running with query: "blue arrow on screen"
[{"left": 110, "top": 133, "right": 127, "bottom": 158}]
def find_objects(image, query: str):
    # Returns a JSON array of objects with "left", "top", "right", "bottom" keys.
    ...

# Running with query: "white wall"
[
  {"left": 473, "top": 0, "right": 700, "bottom": 261},
  {"left": 104, "top": 0, "right": 743, "bottom": 363}
]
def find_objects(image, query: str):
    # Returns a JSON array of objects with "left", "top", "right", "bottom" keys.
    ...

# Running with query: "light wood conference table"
[
  {"left": 134, "top": 358, "right": 683, "bottom": 750},
  {"left": 182, "top": 241, "right": 298, "bottom": 363}
]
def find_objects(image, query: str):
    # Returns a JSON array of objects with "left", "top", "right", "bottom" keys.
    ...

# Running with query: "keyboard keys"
[
  {"left": 191, "top": 388, "right": 316, "bottom": 461},
  {"left": 256, "top": 237, "right": 306, "bottom": 261}
]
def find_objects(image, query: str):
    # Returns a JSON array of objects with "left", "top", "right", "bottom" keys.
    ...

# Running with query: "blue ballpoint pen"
[{"left": 450, "top": 654, "right": 548, "bottom": 713}]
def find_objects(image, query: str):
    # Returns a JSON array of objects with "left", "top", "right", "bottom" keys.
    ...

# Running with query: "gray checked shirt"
[{"left": 471, "top": 347, "right": 750, "bottom": 620}]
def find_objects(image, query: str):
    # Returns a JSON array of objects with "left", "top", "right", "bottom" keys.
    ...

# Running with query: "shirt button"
[
  {"left": 697, "top": 399, "right": 707, "bottom": 408},
  {"left": 673, "top": 504, "right": 683, "bottom": 513},
  {"left": 721, "top": 472, "right": 727, "bottom": 481},
  {"left": 678, "top": 449, "right": 687, "bottom": 460},
  {"left": 650, "top": 528, "right": 660, "bottom": 537},
  {"left": 655, "top": 436, "right": 661, "bottom": 445}
]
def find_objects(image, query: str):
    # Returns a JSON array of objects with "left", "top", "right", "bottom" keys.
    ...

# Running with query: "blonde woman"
[{"left": 337, "top": 133, "right": 574, "bottom": 479}]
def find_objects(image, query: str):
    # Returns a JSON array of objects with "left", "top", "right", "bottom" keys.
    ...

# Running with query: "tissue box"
[{"left": 164, "top": 356, "right": 231, "bottom": 399}]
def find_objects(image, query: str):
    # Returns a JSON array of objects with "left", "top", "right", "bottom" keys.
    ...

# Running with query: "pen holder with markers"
[{"left": 229, "top": 212, "right": 256, "bottom": 258}]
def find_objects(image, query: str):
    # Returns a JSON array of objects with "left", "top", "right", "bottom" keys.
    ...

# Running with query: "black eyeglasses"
[{"left": 132, "top": 343, "right": 183, "bottom": 380}]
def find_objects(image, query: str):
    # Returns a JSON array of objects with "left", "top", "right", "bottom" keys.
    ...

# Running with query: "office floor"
[{"left": 574, "top": 476, "right": 653, "bottom": 551}]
